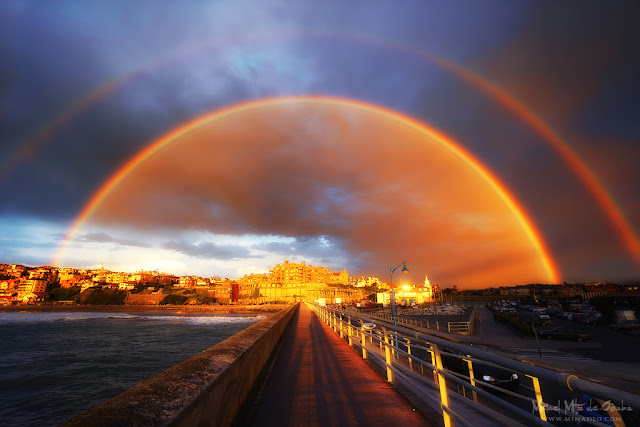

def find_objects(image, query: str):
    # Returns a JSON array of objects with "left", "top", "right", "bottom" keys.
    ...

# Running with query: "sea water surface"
[{"left": 0, "top": 310, "right": 266, "bottom": 426}]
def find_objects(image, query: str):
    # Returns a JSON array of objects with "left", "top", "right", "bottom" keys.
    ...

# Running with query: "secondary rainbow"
[{"left": 53, "top": 95, "right": 561, "bottom": 283}]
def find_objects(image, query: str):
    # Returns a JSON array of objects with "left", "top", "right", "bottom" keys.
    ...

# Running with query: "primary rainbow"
[{"left": 53, "top": 95, "right": 561, "bottom": 283}]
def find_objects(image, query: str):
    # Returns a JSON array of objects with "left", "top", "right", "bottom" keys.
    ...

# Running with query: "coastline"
[{"left": 0, "top": 304, "right": 290, "bottom": 314}]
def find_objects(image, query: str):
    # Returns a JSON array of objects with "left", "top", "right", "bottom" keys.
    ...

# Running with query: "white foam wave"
[{"left": 0, "top": 312, "right": 267, "bottom": 325}]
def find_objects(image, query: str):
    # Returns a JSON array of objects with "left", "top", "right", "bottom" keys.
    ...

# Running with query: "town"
[
  {"left": 1, "top": 260, "right": 638, "bottom": 309},
  {"left": 0, "top": 260, "right": 433, "bottom": 306}
]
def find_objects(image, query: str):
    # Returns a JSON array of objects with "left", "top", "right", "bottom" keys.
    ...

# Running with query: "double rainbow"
[{"left": 6, "top": 29, "right": 633, "bottom": 274}]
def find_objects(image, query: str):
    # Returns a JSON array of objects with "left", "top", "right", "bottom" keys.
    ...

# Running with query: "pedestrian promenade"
[{"left": 247, "top": 303, "right": 433, "bottom": 426}]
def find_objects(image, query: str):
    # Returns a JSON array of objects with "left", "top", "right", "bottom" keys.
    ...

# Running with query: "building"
[
  {"left": 353, "top": 276, "right": 381, "bottom": 288},
  {"left": 59, "top": 269, "right": 88, "bottom": 288},
  {"left": 377, "top": 276, "right": 435, "bottom": 306},
  {"left": 20, "top": 279, "right": 49, "bottom": 293},
  {"left": 177, "top": 276, "right": 197, "bottom": 288},
  {"left": 269, "top": 260, "right": 341, "bottom": 285},
  {"left": 327, "top": 270, "right": 349, "bottom": 286}
]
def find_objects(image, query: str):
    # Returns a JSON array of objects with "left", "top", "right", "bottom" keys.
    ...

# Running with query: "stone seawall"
[{"left": 63, "top": 303, "right": 299, "bottom": 426}]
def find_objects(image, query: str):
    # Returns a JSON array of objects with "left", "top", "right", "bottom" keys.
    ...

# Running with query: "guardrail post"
[
  {"left": 406, "top": 338, "right": 413, "bottom": 372},
  {"left": 429, "top": 348, "right": 437, "bottom": 382},
  {"left": 361, "top": 326, "right": 368, "bottom": 359},
  {"left": 382, "top": 327, "right": 394, "bottom": 383},
  {"left": 431, "top": 344, "right": 454, "bottom": 427},
  {"left": 464, "top": 358, "right": 478, "bottom": 403},
  {"left": 347, "top": 315, "right": 353, "bottom": 346},
  {"left": 339, "top": 313, "right": 344, "bottom": 338},
  {"left": 527, "top": 375, "right": 547, "bottom": 422}
]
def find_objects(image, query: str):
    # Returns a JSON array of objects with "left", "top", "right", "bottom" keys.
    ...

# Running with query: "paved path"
[{"left": 248, "top": 303, "right": 433, "bottom": 426}]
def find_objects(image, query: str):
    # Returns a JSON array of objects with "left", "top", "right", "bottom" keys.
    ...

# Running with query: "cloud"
[
  {"left": 2, "top": 2, "right": 638, "bottom": 285},
  {"left": 81, "top": 103, "right": 553, "bottom": 286},
  {"left": 162, "top": 240, "right": 256, "bottom": 260},
  {"left": 76, "top": 232, "right": 146, "bottom": 248}
]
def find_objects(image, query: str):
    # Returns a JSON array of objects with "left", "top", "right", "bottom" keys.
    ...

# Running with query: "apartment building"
[{"left": 269, "top": 260, "right": 343, "bottom": 285}]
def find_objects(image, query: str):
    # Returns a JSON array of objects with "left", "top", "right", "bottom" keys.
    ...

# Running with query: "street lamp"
[
  {"left": 389, "top": 261, "right": 408, "bottom": 358},
  {"left": 389, "top": 261, "right": 409, "bottom": 329}
]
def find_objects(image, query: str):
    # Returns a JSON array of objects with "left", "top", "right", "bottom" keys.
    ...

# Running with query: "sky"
[{"left": 1, "top": 0, "right": 639, "bottom": 288}]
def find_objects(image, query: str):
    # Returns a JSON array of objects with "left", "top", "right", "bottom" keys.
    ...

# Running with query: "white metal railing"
[
  {"left": 307, "top": 302, "right": 639, "bottom": 427},
  {"left": 370, "top": 310, "right": 471, "bottom": 334}
]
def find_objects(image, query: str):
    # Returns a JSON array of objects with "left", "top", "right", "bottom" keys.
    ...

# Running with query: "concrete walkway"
[{"left": 247, "top": 304, "right": 433, "bottom": 426}]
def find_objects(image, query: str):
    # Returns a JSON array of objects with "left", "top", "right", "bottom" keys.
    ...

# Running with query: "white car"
[{"left": 362, "top": 322, "right": 376, "bottom": 331}]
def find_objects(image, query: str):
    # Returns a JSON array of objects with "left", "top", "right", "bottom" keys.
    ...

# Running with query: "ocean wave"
[
  {"left": 141, "top": 315, "right": 268, "bottom": 325},
  {"left": 0, "top": 312, "right": 267, "bottom": 325}
]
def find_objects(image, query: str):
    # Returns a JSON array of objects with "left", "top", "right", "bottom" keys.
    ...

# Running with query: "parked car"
[
  {"left": 609, "top": 320, "right": 640, "bottom": 331},
  {"left": 571, "top": 313, "right": 591, "bottom": 323},
  {"left": 584, "top": 315, "right": 610, "bottom": 326},
  {"left": 537, "top": 326, "right": 591, "bottom": 342},
  {"left": 440, "top": 347, "right": 519, "bottom": 392},
  {"left": 520, "top": 314, "right": 550, "bottom": 327},
  {"left": 361, "top": 322, "right": 377, "bottom": 331}
]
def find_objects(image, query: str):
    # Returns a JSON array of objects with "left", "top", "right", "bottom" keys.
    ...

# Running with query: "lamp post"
[
  {"left": 389, "top": 261, "right": 409, "bottom": 329},
  {"left": 348, "top": 280, "right": 351, "bottom": 315},
  {"left": 389, "top": 261, "right": 408, "bottom": 358}
]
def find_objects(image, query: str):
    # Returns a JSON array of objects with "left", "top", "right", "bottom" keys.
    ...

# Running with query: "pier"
[{"left": 65, "top": 302, "right": 640, "bottom": 426}]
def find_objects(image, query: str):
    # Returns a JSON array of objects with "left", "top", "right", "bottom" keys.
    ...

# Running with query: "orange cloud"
[{"left": 66, "top": 101, "right": 555, "bottom": 287}]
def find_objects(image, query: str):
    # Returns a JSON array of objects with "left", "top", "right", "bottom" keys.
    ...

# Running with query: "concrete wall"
[{"left": 63, "top": 303, "right": 299, "bottom": 427}]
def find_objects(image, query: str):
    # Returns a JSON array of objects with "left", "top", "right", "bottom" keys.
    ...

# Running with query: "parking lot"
[{"left": 490, "top": 302, "right": 640, "bottom": 363}]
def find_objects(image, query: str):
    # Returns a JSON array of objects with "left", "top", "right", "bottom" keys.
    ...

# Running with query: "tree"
[
  {"left": 129, "top": 283, "right": 146, "bottom": 294},
  {"left": 50, "top": 286, "right": 81, "bottom": 301},
  {"left": 200, "top": 296, "right": 216, "bottom": 305},
  {"left": 78, "top": 288, "right": 127, "bottom": 305},
  {"left": 590, "top": 296, "right": 615, "bottom": 319},
  {"left": 160, "top": 294, "right": 188, "bottom": 305}
]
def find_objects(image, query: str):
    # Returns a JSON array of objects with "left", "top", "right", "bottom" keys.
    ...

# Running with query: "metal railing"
[
  {"left": 371, "top": 310, "right": 472, "bottom": 334},
  {"left": 307, "top": 302, "right": 640, "bottom": 427}
]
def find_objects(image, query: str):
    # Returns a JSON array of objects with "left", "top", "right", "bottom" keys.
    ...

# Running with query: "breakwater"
[{"left": 63, "top": 303, "right": 298, "bottom": 426}]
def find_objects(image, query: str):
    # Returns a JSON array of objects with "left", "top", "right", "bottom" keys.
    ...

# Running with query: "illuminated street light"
[
  {"left": 389, "top": 261, "right": 408, "bottom": 357},
  {"left": 389, "top": 261, "right": 409, "bottom": 330}
]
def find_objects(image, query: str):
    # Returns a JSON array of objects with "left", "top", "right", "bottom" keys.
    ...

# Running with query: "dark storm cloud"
[
  {"left": 250, "top": 235, "right": 351, "bottom": 269},
  {"left": 2, "top": 1, "right": 639, "bottom": 283},
  {"left": 162, "top": 240, "right": 256, "bottom": 260},
  {"left": 76, "top": 232, "right": 146, "bottom": 248},
  {"left": 0, "top": 0, "right": 531, "bottom": 210}
]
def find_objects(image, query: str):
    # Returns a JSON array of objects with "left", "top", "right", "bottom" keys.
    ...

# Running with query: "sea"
[{"left": 0, "top": 310, "right": 267, "bottom": 426}]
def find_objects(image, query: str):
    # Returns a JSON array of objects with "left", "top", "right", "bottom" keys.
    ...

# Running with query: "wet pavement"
[{"left": 246, "top": 303, "right": 434, "bottom": 426}]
